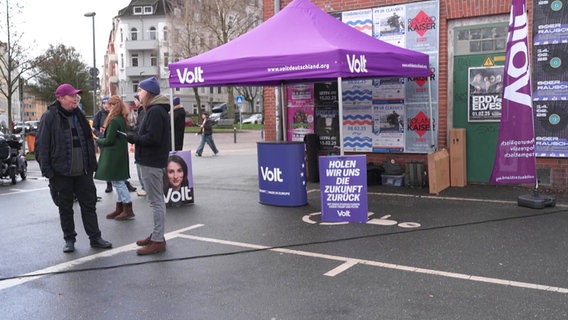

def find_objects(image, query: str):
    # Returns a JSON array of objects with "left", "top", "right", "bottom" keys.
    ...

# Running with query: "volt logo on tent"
[
  {"left": 346, "top": 54, "right": 368, "bottom": 74},
  {"left": 176, "top": 66, "right": 205, "bottom": 84}
]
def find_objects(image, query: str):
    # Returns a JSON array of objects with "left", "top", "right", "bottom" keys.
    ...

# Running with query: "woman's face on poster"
[{"left": 167, "top": 161, "right": 184, "bottom": 189}]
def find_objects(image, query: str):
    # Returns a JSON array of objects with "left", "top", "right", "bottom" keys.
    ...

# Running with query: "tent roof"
[{"left": 168, "top": 0, "right": 430, "bottom": 88}]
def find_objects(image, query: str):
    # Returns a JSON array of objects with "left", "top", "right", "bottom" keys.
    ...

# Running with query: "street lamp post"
[{"left": 84, "top": 12, "right": 96, "bottom": 117}]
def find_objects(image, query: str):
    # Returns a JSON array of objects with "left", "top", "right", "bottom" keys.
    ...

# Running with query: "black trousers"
[{"left": 49, "top": 173, "right": 102, "bottom": 242}]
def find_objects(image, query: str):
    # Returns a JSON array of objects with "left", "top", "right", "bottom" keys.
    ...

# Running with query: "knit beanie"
[
  {"left": 139, "top": 76, "right": 160, "bottom": 95},
  {"left": 173, "top": 97, "right": 180, "bottom": 105}
]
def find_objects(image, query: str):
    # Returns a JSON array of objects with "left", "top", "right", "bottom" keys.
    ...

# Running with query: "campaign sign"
[
  {"left": 257, "top": 142, "right": 307, "bottom": 206},
  {"left": 163, "top": 150, "right": 194, "bottom": 207},
  {"left": 319, "top": 155, "right": 368, "bottom": 222}
]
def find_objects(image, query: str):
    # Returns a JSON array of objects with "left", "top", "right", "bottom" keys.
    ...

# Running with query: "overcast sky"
[{"left": 13, "top": 0, "right": 131, "bottom": 73}]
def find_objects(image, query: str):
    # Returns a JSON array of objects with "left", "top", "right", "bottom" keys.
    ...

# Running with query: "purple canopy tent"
[{"left": 167, "top": 0, "right": 432, "bottom": 154}]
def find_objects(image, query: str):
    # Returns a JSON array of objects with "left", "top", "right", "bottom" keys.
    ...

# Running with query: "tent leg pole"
[
  {"left": 428, "top": 76, "right": 435, "bottom": 151},
  {"left": 338, "top": 77, "right": 344, "bottom": 156},
  {"left": 170, "top": 89, "right": 175, "bottom": 152}
]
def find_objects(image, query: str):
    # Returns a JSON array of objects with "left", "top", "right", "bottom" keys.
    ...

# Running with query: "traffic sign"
[{"left": 235, "top": 95, "right": 244, "bottom": 104}]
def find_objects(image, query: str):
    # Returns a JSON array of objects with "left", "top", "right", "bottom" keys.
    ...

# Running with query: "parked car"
[
  {"left": 209, "top": 112, "right": 222, "bottom": 124},
  {"left": 242, "top": 114, "right": 263, "bottom": 124},
  {"left": 25, "top": 120, "right": 40, "bottom": 131},
  {"left": 185, "top": 116, "right": 195, "bottom": 127},
  {"left": 13, "top": 122, "right": 31, "bottom": 133}
]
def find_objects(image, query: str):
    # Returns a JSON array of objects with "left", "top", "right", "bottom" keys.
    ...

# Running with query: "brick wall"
[{"left": 262, "top": 0, "right": 568, "bottom": 192}]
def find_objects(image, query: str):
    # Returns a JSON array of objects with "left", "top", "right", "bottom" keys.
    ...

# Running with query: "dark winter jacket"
[
  {"left": 35, "top": 102, "right": 98, "bottom": 179},
  {"left": 92, "top": 109, "right": 109, "bottom": 138},
  {"left": 133, "top": 95, "right": 171, "bottom": 168},
  {"left": 173, "top": 105, "right": 186, "bottom": 150}
]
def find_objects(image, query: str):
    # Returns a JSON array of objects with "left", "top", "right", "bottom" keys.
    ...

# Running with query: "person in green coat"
[{"left": 94, "top": 95, "right": 135, "bottom": 220}]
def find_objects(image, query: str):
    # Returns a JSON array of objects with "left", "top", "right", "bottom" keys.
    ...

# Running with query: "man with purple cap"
[{"left": 35, "top": 84, "right": 112, "bottom": 253}]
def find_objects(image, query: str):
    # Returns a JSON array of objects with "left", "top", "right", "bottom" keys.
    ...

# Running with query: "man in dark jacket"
[
  {"left": 35, "top": 84, "right": 112, "bottom": 253},
  {"left": 172, "top": 97, "right": 186, "bottom": 151},
  {"left": 126, "top": 76, "right": 171, "bottom": 255}
]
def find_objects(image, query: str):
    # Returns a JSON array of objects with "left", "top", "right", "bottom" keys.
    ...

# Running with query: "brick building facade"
[{"left": 261, "top": 0, "right": 568, "bottom": 192}]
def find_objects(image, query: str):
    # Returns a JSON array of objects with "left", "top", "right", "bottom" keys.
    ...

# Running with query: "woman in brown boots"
[{"left": 94, "top": 95, "right": 135, "bottom": 221}]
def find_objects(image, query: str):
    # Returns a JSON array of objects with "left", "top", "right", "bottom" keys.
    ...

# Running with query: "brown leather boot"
[
  {"left": 136, "top": 240, "right": 166, "bottom": 255},
  {"left": 106, "top": 202, "right": 123, "bottom": 219},
  {"left": 136, "top": 234, "right": 152, "bottom": 246},
  {"left": 115, "top": 202, "right": 135, "bottom": 220}
]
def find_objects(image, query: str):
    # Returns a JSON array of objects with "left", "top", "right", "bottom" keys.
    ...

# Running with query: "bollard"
[{"left": 234, "top": 127, "right": 237, "bottom": 143}]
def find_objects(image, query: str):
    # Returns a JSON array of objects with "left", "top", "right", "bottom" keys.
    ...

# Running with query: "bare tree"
[
  {"left": 27, "top": 44, "right": 91, "bottom": 114},
  {"left": 167, "top": 0, "right": 208, "bottom": 118},
  {"left": 236, "top": 86, "right": 262, "bottom": 115},
  {"left": 0, "top": 0, "right": 40, "bottom": 132},
  {"left": 167, "top": 0, "right": 262, "bottom": 121},
  {"left": 202, "top": 0, "right": 261, "bottom": 121}
]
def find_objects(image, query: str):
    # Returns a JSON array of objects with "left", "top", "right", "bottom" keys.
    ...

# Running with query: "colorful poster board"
[
  {"left": 532, "top": 0, "right": 568, "bottom": 157},
  {"left": 287, "top": 84, "right": 315, "bottom": 142}
]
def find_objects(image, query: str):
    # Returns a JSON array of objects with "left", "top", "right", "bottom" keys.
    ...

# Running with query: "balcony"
[
  {"left": 124, "top": 39, "right": 159, "bottom": 51},
  {"left": 125, "top": 66, "right": 159, "bottom": 77}
]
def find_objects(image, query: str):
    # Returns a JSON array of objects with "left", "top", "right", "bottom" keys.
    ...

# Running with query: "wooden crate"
[
  {"left": 427, "top": 149, "right": 450, "bottom": 194},
  {"left": 450, "top": 128, "right": 467, "bottom": 187}
]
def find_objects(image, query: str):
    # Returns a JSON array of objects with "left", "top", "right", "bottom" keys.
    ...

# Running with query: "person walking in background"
[
  {"left": 172, "top": 97, "right": 186, "bottom": 151},
  {"left": 132, "top": 94, "right": 147, "bottom": 197},
  {"left": 35, "top": 84, "right": 112, "bottom": 253},
  {"left": 126, "top": 76, "right": 171, "bottom": 255},
  {"left": 195, "top": 112, "right": 219, "bottom": 157},
  {"left": 94, "top": 95, "right": 135, "bottom": 221}
]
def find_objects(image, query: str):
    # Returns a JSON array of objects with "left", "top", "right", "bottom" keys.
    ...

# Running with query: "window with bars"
[{"left": 456, "top": 24, "right": 507, "bottom": 55}]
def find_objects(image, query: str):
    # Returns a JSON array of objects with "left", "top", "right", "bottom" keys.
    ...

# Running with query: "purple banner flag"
[{"left": 490, "top": 0, "right": 536, "bottom": 185}]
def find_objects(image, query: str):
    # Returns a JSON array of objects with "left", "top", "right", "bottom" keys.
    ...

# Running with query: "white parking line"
[
  {"left": 179, "top": 233, "right": 568, "bottom": 294},
  {"left": 3, "top": 224, "right": 567, "bottom": 295},
  {"left": 0, "top": 224, "right": 204, "bottom": 291}
]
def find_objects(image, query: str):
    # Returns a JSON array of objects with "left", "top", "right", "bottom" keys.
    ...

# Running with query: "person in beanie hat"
[
  {"left": 138, "top": 76, "right": 161, "bottom": 95},
  {"left": 126, "top": 76, "right": 171, "bottom": 255},
  {"left": 172, "top": 97, "right": 186, "bottom": 151},
  {"left": 35, "top": 83, "right": 112, "bottom": 253}
]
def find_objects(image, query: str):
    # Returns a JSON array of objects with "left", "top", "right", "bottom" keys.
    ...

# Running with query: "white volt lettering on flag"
[
  {"left": 346, "top": 54, "right": 368, "bottom": 73},
  {"left": 503, "top": 8, "right": 531, "bottom": 109},
  {"left": 176, "top": 67, "right": 205, "bottom": 85}
]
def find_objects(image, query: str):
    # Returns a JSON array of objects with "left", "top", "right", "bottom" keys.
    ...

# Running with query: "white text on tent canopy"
[
  {"left": 346, "top": 54, "right": 368, "bottom": 73},
  {"left": 176, "top": 66, "right": 205, "bottom": 85}
]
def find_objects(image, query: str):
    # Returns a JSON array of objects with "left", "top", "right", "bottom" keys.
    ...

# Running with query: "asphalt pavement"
[{"left": 0, "top": 129, "right": 567, "bottom": 320}]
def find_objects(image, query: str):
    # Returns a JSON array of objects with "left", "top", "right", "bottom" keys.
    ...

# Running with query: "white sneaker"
[{"left": 137, "top": 189, "right": 147, "bottom": 196}]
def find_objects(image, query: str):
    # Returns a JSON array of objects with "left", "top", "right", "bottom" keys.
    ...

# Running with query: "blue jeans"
[
  {"left": 195, "top": 134, "right": 218, "bottom": 155},
  {"left": 112, "top": 180, "right": 131, "bottom": 203}
]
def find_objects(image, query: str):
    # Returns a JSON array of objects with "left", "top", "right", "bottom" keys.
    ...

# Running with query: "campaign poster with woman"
[{"left": 163, "top": 150, "right": 194, "bottom": 207}]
